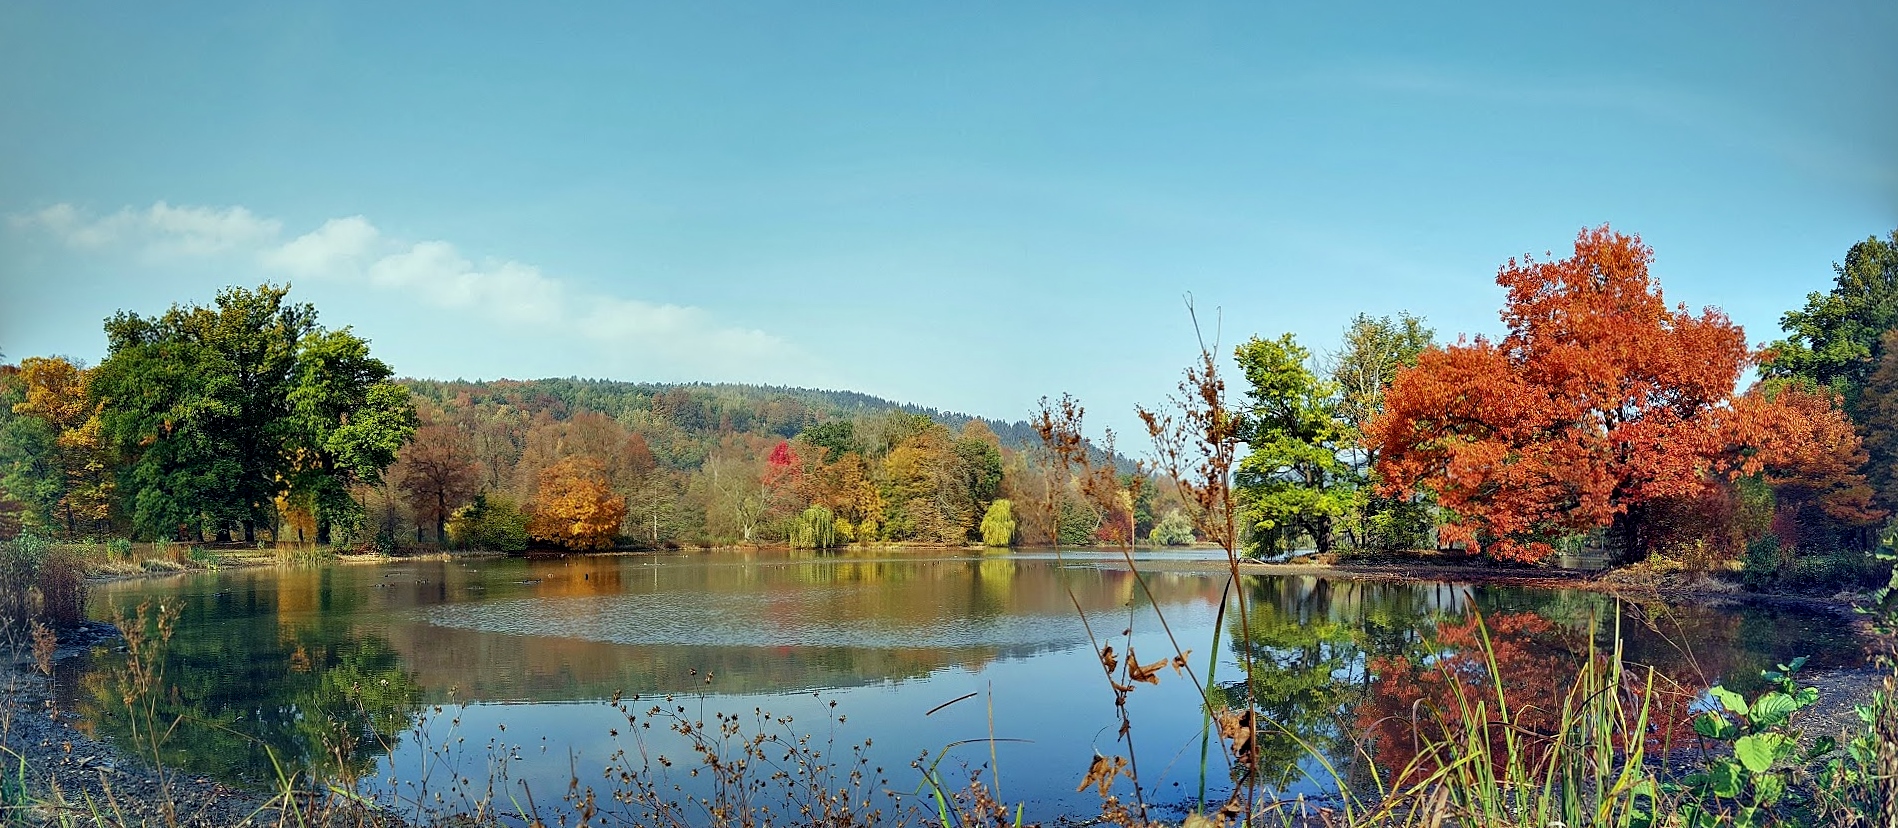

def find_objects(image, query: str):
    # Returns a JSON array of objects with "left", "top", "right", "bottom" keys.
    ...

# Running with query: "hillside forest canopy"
[{"left": 3, "top": 226, "right": 1896, "bottom": 575}]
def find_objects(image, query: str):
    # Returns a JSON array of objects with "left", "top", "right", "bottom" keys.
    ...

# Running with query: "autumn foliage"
[
  {"left": 1368, "top": 226, "right": 1878, "bottom": 563},
  {"left": 527, "top": 457, "right": 627, "bottom": 550}
]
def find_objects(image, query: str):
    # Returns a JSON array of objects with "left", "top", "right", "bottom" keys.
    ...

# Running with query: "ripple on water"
[{"left": 420, "top": 590, "right": 1114, "bottom": 649}]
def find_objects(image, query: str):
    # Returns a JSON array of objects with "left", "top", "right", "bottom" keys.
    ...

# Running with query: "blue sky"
[{"left": 3, "top": 2, "right": 1894, "bottom": 441}]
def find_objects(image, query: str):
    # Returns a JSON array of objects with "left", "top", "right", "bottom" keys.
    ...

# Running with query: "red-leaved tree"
[{"left": 1367, "top": 226, "right": 1876, "bottom": 563}]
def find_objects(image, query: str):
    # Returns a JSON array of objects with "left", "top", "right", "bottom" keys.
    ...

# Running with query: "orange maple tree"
[
  {"left": 1368, "top": 226, "right": 1876, "bottom": 563},
  {"left": 527, "top": 457, "right": 627, "bottom": 550},
  {"left": 1725, "top": 384, "right": 1882, "bottom": 548}
]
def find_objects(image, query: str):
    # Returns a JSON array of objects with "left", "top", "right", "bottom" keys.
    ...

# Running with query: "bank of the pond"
[
  {"left": 1, "top": 650, "right": 408, "bottom": 827},
  {"left": 1102, "top": 554, "right": 1876, "bottom": 616},
  {"left": 79, "top": 543, "right": 1879, "bottom": 617}
]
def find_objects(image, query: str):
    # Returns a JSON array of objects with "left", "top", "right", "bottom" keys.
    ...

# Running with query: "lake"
[{"left": 59, "top": 548, "right": 1865, "bottom": 824}]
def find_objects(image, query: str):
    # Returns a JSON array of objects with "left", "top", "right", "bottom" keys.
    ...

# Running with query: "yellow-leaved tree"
[{"left": 527, "top": 457, "right": 626, "bottom": 550}]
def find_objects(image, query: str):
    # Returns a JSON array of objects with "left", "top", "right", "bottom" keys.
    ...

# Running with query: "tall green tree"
[
  {"left": 1760, "top": 229, "right": 1898, "bottom": 409},
  {"left": 0, "top": 366, "right": 60, "bottom": 536},
  {"left": 953, "top": 430, "right": 1004, "bottom": 539},
  {"left": 1328, "top": 313, "right": 1435, "bottom": 551},
  {"left": 288, "top": 328, "right": 418, "bottom": 543},
  {"left": 92, "top": 284, "right": 414, "bottom": 543},
  {"left": 1854, "top": 328, "right": 1898, "bottom": 515},
  {"left": 8, "top": 357, "right": 116, "bottom": 537},
  {"left": 799, "top": 420, "right": 857, "bottom": 461},
  {"left": 95, "top": 285, "right": 313, "bottom": 541},
  {"left": 1234, "top": 334, "right": 1355, "bottom": 556}
]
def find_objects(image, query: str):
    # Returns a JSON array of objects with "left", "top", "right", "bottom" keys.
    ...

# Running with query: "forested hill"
[{"left": 401, "top": 377, "right": 1047, "bottom": 457}]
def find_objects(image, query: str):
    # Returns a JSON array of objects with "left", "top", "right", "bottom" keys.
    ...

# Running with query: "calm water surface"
[{"left": 62, "top": 549, "right": 1865, "bottom": 823}]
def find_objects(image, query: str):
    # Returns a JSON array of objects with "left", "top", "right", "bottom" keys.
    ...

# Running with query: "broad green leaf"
[
  {"left": 1749, "top": 692, "right": 1797, "bottom": 727},
  {"left": 1693, "top": 712, "right": 1735, "bottom": 741},
  {"left": 1708, "top": 760, "right": 1742, "bottom": 799},
  {"left": 1753, "top": 771, "right": 1787, "bottom": 806},
  {"left": 1804, "top": 735, "right": 1838, "bottom": 762},
  {"left": 1711, "top": 686, "right": 1748, "bottom": 716},
  {"left": 1735, "top": 733, "right": 1793, "bottom": 774}
]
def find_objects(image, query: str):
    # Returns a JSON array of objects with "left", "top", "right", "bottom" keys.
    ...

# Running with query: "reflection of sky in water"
[
  {"left": 77, "top": 550, "right": 1867, "bottom": 825},
  {"left": 420, "top": 590, "right": 1219, "bottom": 650}
]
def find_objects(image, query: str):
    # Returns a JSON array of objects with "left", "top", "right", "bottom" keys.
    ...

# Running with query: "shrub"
[
  {"left": 0, "top": 533, "right": 50, "bottom": 624},
  {"left": 1359, "top": 497, "right": 1435, "bottom": 553},
  {"left": 1743, "top": 535, "right": 1787, "bottom": 591},
  {"left": 446, "top": 494, "right": 530, "bottom": 552},
  {"left": 35, "top": 545, "right": 86, "bottom": 625},
  {"left": 1148, "top": 509, "right": 1195, "bottom": 546},
  {"left": 0, "top": 534, "right": 86, "bottom": 626},
  {"left": 1743, "top": 537, "right": 1887, "bottom": 594}
]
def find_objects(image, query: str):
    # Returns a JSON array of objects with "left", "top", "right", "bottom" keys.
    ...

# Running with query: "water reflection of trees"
[
  {"left": 1221, "top": 577, "right": 1852, "bottom": 792},
  {"left": 79, "top": 572, "right": 421, "bottom": 786},
  {"left": 383, "top": 554, "right": 1225, "bottom": 700}
]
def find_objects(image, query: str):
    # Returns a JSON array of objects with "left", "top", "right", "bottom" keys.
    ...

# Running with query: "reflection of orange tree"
[{"left": 1358, "top": 611, "right": 1697, "bottom": 777}]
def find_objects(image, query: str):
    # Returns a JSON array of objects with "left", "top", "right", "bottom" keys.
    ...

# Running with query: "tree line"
[
  {"left": 0, "top": 288, "right": 1183, "bottom": 551},
  {"left": 4, "top": 225, "right": 1894, "bottom": 569},
  {"left": 1229, "top": 225, "right": 1898, "bottom": 568}
]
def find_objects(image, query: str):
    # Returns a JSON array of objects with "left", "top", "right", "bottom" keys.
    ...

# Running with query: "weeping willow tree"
[
  {"left": 980, "top": 499, "right": 1015, "bottom": 547},
  {"left": 789, "top": 505, "right": 839, "bottom": 549}
]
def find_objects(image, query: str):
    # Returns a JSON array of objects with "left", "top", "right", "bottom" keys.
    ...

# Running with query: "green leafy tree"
[
  {"left": 1234, "top": 334, "right": 1356, "bottom": 556},
  {"left": 799, "top": 420, "right": 857, "bottom": 461},
  {"left": 1328, "top": 314, "right": 1436, "bottom": 551},
  {"left": 1760, "top": 229, "right": 1898, "bottom": 409},
  {"left": 1853, "top": 328, "right": 1898, "bottom": 515},
  {"left": 94, "top": 284, "right": 315, "bottom": 541},
  {"left": 0, "top": 368, "right": 61, "bottom": 536},
  {"left": 92, "top": 284, "right": 414, "bottom": 543},
  {"left": 1148, "top": 508, "right": 1195, "bottom": 546},
  {"left": 287, "top": 328, "right": 419, "bottom": 544},
  {"left": 445, "top": 493, "right": 530, "bottom": 552},
  {"left": 980, "top": 499, "right": 1016, "bottom": 547}
]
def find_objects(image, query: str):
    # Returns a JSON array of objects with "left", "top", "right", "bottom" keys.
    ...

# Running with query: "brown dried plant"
[
  {"left": 1034, "top": 368, "right": 1236, "bottom": 825},
  {"left": 29, "top": 619, "right": 56, "bottom": 678},
  {"left": 1135, "top": 298, "right": 1265, "bottom": 822}
]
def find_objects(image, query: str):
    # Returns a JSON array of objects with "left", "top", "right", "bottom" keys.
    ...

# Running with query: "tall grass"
[
  {"left": 1389, "top": 613, "right": 1665, "bottom": 828},
  {"left": 0, "top": 534, "right": 86, "bottom": 628}
]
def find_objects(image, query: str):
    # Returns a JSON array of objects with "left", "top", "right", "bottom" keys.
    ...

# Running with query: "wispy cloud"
[
  {"left": 9, "top": 202, "right": 810, "bottom": 382},
  {"left": 10, "top": 202, "right": 283, "bottom": 257}
]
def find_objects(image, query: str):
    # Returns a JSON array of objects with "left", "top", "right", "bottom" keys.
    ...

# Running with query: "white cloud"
[
  {"left": 259, "top": 216, "right": 378, "bottom": 277},
  {"left": 365, "top": 241, "right": 565, "bottom": 325},
  {"left": 8, "top": 201, "right": 807, "bottom": 381},
  {"left": 11, "top": 202, "right": 281, "bottom": 257}
]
